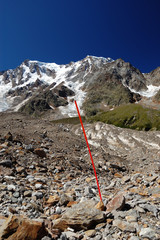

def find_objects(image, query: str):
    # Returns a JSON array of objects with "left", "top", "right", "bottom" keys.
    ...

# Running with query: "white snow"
[
  {"left": 138, "top": 85, "right": 160, "bottom": 97},
  {"left": 59, "top": 81, "right": 86, "bottom": 117},
  {"left": 13, "top": 97, "right": 32, "bottom": 112},
  {"left": 0, "top": 76, "right": 12, "bottom": 111},
  {"left": 128, "top": 84, "right": 160, "bottom": 98}
]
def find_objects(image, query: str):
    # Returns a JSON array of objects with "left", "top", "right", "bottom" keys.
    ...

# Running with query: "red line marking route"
[{"left": 74, "top": 100, "right": 102, "bottom": 201}]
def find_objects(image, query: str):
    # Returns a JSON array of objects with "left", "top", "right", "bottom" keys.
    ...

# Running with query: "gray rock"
[
  {"left": 126, "top": 209, "right": 140, "bottom": 218},
  {"left": 139, "top": 203, "right": 158, "bottom": 216},
  {"left": 112, "top": 210, "right": 126, "bottom": 219},
  {"left": 63, "top": 231, "right": 80, "bottom": 239},
  {"left": 59, "top": 193, "right": 74, "bottom": 206},
  {"left": 113, "top": 219, "right": 136, "bottom": 232},
  {"left": 139, "top": 227, "right": 156, "bottom": 239},
  {"left": 84, "top": 187, "right": 96, "bottom": 196},
  {"left": 131, "top": 173, "right": 142, "bottom": 181},
  {"left": 32, "top": 191, "right": 43, "bottom": 199},
  {"left": 35, "top": 183, "right": 42, "bottom": 190},
  {"left": 24, "top": 191, "right": 32, "bottom": 197},
  {"left": 11, "top": 197, "right": 18, "bottom": 203},
  {"left": 7, "top": 185, "right": 16, "bottom": 191},
  {"left": 60, "top": 233, "right": 67, "bottom": 240},
  {"left": 0, "top": 218, "right": 6, "bottom": 227},
  {"left": 25, "top": 144, "right": 34, "bottom": 152},
  {"left": 41, "top": 237, "right": 51, "bottom": 240},
  {"left": 148, "top": 186, "right": 160, "bottom": 195},
  {"left": 55, "top": 207, "right": 62, "bottom": 214},
  {"left": 129, "top": 237, "right": 139, "bottom": 240},
  {"left": 63, "top": 183, "right": 71, "bottom": 191},
  {"left": 94, "top": 234, "right": 102, "bottom": 240},
  {"left": 135, "top": 206, "right": 146, "bottom": 213},
  {"left": 12, "top": 192, "right": 20, "bottom": 198}
]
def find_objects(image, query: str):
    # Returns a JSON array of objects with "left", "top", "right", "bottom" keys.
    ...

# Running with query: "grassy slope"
[
  {"left": 89, "top": 104, "right": 160, "bottom": 131},
  {"left": 51, "top": 116, "right": 85, "bottom": 125}
]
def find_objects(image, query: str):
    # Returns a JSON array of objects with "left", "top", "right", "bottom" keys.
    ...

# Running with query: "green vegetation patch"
[
  {"left": 51, "top": 116, "right": 85, "bottom": 125},
  {"left": 90, "top": 104, "right": 160, "bottom": 131}
]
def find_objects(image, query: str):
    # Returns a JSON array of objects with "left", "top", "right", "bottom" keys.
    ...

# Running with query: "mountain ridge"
[{"left": 0, "top": 56, "right": 160, "bottom": 117}]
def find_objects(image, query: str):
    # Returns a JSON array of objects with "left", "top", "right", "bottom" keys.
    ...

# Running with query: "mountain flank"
[{"left": 0, "top": 56, "right": 160, "bottom": 131}]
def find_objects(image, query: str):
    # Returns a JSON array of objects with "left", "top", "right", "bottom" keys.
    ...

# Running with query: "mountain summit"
[{"left": 0, "top": 56, "right": 160, "bottom": 117}]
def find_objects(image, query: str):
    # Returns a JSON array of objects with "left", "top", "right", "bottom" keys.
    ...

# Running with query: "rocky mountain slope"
[
  {"left": 0, "top": 112, "right": 159, "bottom": 239},
  {"left": 0, "top": 57, "right": 160, "bottom": 239},
  {"left": 0, "top": 56, "right": 160, "bottom": 117}
]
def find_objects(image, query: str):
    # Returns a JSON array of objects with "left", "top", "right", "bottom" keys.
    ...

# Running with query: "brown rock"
[
  {"left": 107, "top": 219, "right": 113, "bottom": 224},
  {"left": 16, "top": 166, "right": 26, "bottom": 174},
  {"left": 106, "top": 192, "right": 125, "bottom": 212},
  {"left": 150, "top": 193, "right": 160, "bottom": 200},
  {"left": 34, "top": 148, "right": 46, "bottom": 158},
  {"left": 50, "top": 214, "right": 62, "bottom": 220},
  {"left": 125, "top": 215, "right": 137, "bottom": 222},
  {"left": 8, "top": 207, "right": 18, "bottom": 214},
  {"left": 114, "top": 173, "right": 123, "bottom": 178},
  {"left": 53, "top": 200, "right": 105, "bottom": 231},
  {"left": 4, "top": 132, "right": 13, "bottom": 141},
  {"left": 44, "top": 219, "right": 60, "bottom": 239},
  {"left": 52, "top": 219, "right": 69, "bottom": 231},
  {"left": 86, "top": 177, "right": 92, "bottom": 183},
  {"left": 84, "top": 229, "right": 96, "bottom": 237},
  {"left": 46, "top": 195, "right": 60, "bottom": 207},
  {"left": 157, "top": 178, "right": 160, "bottom": 184},
  {"left": 113, "top": 219, "right": 136, "bottom": 232},
  {"left": 0, "top": 215, "right": 48, "bottom": 240},
  {"left": 67, "top": 201, "right": 78, "bottom": 207},
  {"left": 95, "top": 200, "right": 105, "bottom": 211}
]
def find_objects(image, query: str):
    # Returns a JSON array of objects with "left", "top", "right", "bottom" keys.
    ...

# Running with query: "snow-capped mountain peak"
[{"left": 0, "top": 56, "right": 160, "bottom": 116}]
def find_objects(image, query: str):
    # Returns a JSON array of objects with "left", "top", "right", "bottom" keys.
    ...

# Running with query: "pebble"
[
  {"left": 32, "top": 192, "right": 43, "bottom": 199},
  {"left": 55, "top": 207, "right": 62, "bottom": 215},
  {"left": 7, "top": 185, "right": 16, "bottom": 191},
  {"left": 35, "top": 183, "right": 43, "bottom": 190}
]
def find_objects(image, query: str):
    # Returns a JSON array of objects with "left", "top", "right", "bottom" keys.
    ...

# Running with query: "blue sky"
[{"left": 0, "top": 0, "right": 160, "bottom": 73}]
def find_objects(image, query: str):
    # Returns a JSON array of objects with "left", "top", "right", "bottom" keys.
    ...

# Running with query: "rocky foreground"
[{"left": 0, "top": 112, "right": 159, "bottom": 239}]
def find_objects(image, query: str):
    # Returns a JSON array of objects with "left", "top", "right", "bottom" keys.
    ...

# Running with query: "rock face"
[
  {"left": 144, "top": 66, "right": 160, "bottom": 86},
  {"left": 18, "top": 85, "right": 73, "bottom": 116},
  {"left": 1, "top": 55, "right": 159, "bottom": 116}
]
